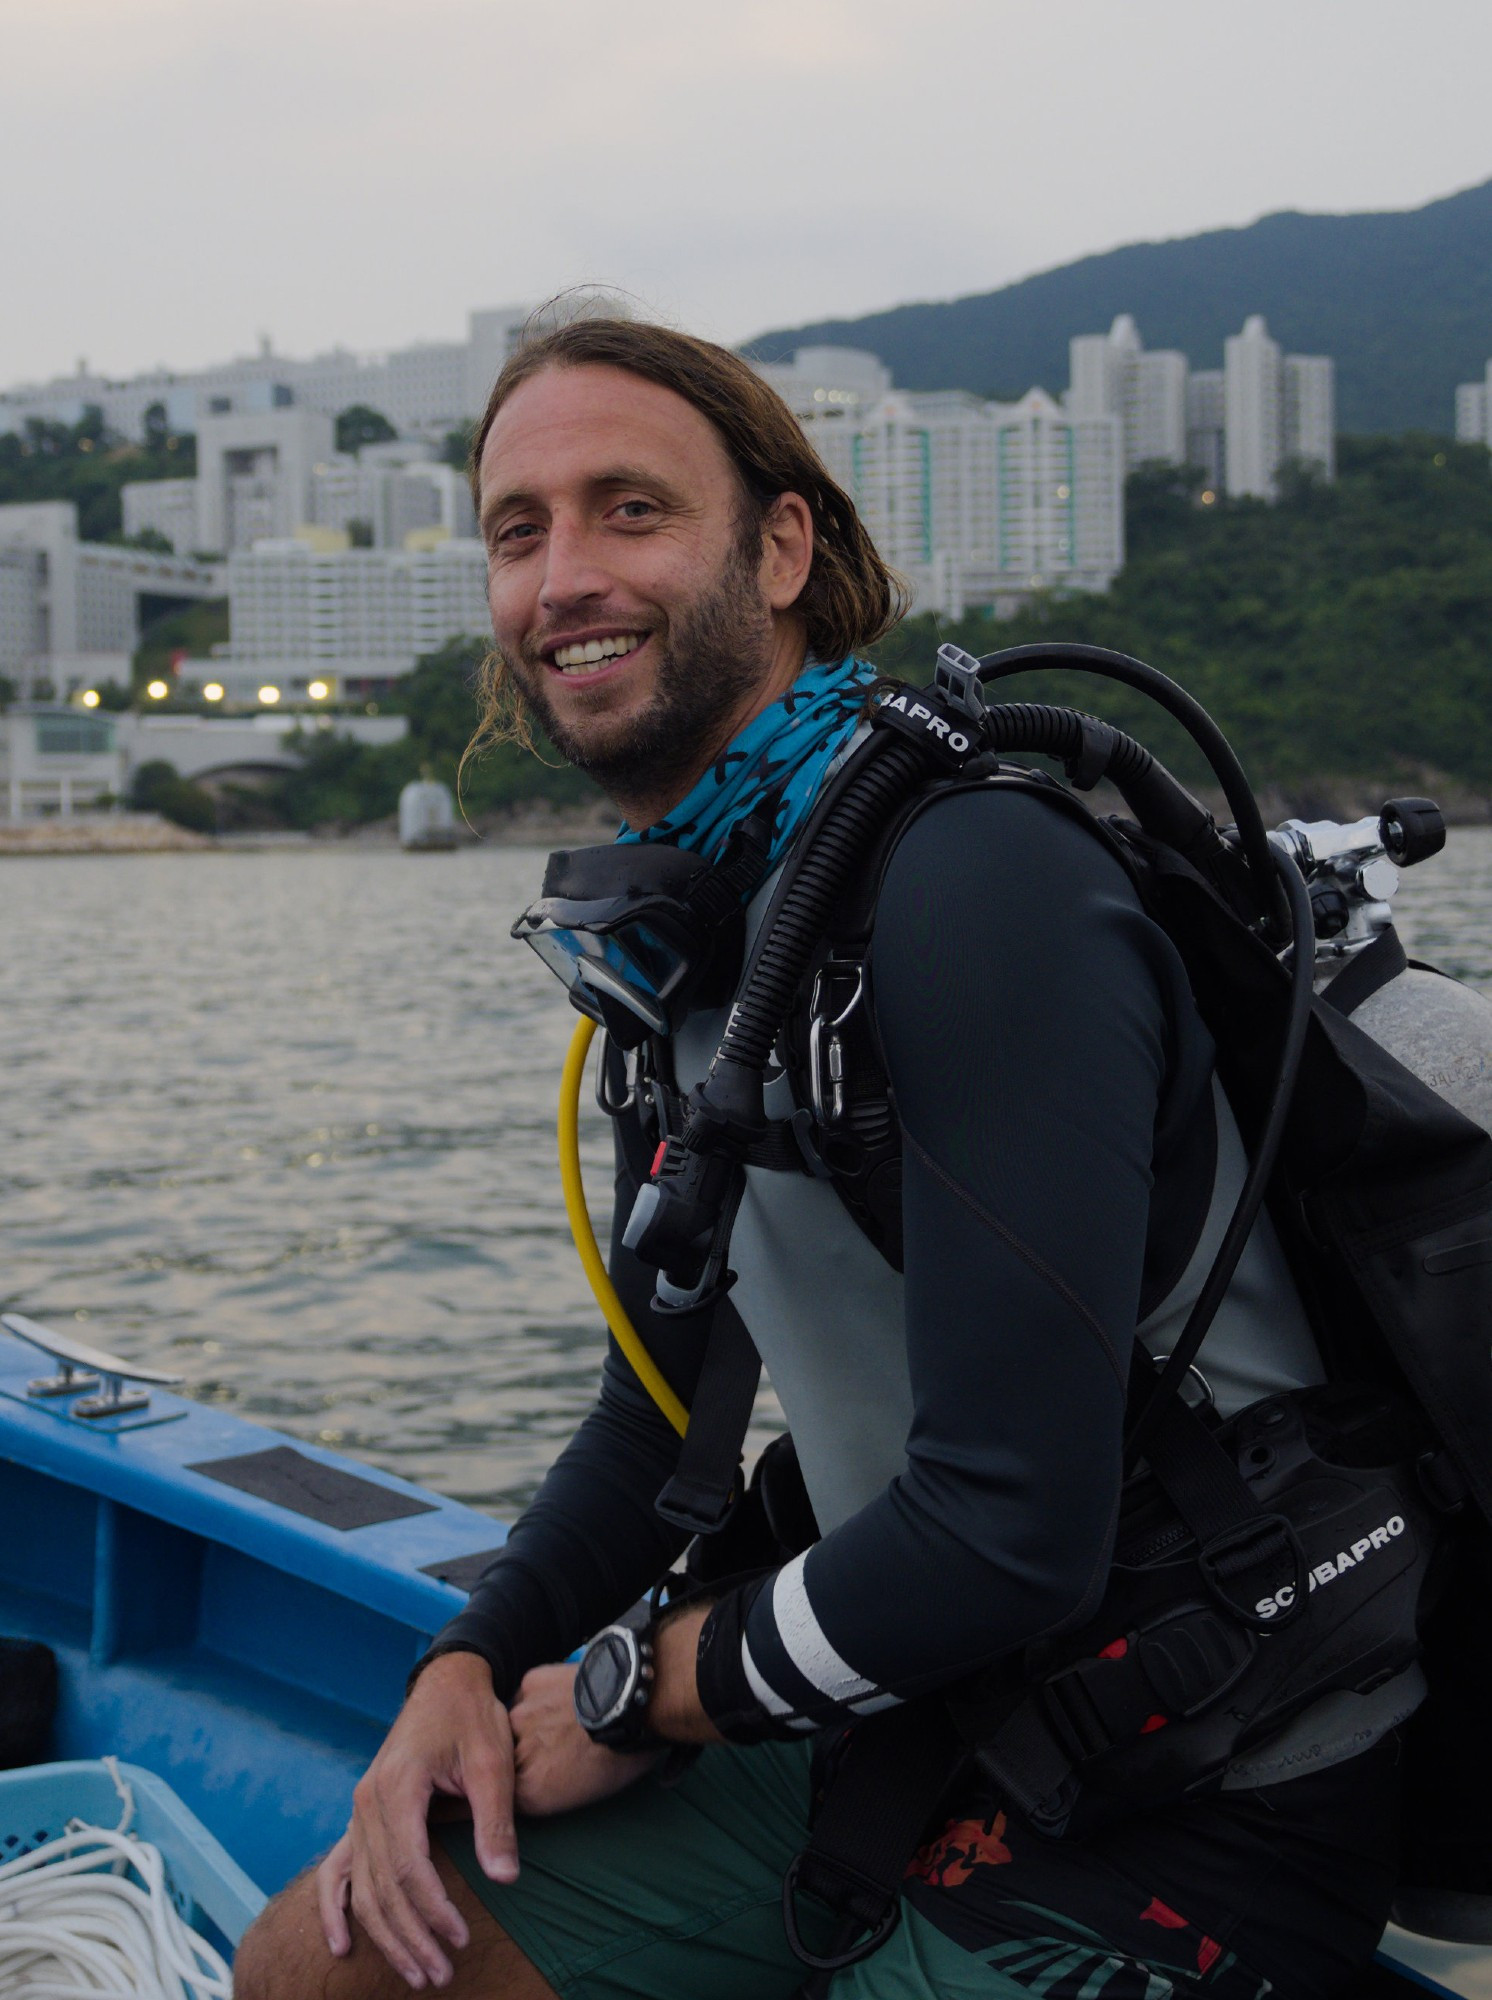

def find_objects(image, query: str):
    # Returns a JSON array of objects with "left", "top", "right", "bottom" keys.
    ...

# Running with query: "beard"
[{"left": 507, "top": 538, "right": 775, "bottom": 804}]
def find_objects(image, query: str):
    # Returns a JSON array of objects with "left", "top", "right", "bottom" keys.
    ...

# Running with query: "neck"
[{"left": 612, "top": 622, "right": 808, "bottom": 832}]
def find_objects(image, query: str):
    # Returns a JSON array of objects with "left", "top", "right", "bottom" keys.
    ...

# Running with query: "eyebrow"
[{"left": 480, "top": 464, "right": 688, "bottom": 534}]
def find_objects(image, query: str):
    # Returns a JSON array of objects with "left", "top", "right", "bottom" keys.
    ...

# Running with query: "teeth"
[{"left": 553, "top": 634, "right": 641, "bottom": 673}]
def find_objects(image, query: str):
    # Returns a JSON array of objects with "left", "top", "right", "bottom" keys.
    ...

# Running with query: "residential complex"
[
  {"left": 0, "top": 501, "right": 222, "bottom": 701},
  {"left": 224, "top": 536, "right": 490, "bottom": 693},
  {"left": 801, "top": 374, "right": 1124, "bottom": 614},
  {"left": 1, "top": 300, "right": 1347, "bottom": 729},
  {"left": 120, "top": 414, "right": 476, "bottom": 559},
  {"left": 0, "top": 308, "right": 532, "bottom": 446},
  {"left": 1068, "top": 313, "right": 1336, "bottom": 499}
]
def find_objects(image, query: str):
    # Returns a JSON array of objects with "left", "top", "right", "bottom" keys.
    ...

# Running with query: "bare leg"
[{"left": 233, "top": 1843, "right": 559, "bottom": 2000}]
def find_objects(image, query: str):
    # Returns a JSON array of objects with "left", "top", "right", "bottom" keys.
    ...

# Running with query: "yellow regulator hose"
[{"left": 558, "top": 1016, "right": 690, "bottom": 1437}]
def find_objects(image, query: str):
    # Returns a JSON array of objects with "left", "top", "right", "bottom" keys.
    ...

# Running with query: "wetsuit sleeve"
[
  {"left": 697, "top": 788, "right": 1195, "bottom": 1737},
  {"left": 415, "top": 1130, "right": 703, "bottom": 1705}
]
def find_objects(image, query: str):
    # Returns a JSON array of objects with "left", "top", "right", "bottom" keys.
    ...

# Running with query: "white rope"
[{"left": 0, "top": 1759, "right": 233, "bottom": 1998}]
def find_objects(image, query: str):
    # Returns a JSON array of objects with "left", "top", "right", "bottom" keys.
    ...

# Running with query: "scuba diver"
[{"left": 236, "top": 318, "right": 1487, "bottom": 2000}]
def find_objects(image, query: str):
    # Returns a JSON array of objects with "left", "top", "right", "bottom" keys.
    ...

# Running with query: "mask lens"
[{"left": 522, "top": 920, "right": 683, "bottom": 1035}]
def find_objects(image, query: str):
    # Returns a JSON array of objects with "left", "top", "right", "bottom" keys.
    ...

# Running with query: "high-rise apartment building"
[
  {"left": 1224, "top": 316, "right": 1334, "bottom": 499},
  {"left": 1186, "top": 372, "right": 1226, "bottom": 492},
  {"left": 1068, "top": 316, "right": 1188, "bottom": 472},
  {"left": 799, "top": 372, "right": 1123, "bottom": 616}
]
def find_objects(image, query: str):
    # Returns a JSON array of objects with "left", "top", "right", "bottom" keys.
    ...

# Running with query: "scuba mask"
[{"left": 513, "top": 836, "right": 755, "bottom": 1047}]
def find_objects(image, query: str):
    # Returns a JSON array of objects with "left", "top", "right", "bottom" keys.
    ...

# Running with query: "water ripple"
[{"left": 2, "top": 831, "right": 1487, "bottom": 1515}]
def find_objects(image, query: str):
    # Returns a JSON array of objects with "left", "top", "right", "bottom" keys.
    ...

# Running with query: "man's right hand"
[{"left": 316, "top": 1649, "right": 519, "bottom": 1989}]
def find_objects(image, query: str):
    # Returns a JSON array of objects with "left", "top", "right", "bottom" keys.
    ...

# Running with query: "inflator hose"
[
  {"left": 976, "top": 644, "right": 1281, "bottom": 930},
  {"left": 707, "top": 733, "right": 928, "bottom": 1099},
  {"left": 559, "top": 1016, "right": 689, "bottom": 1436}
]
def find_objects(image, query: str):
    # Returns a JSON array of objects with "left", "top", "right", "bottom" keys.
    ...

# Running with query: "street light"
[
  {"left": 307, "top": 680, "right": 329, "bottom": 701},
  {"left": 80, "top": 690, "right": 100, "bottom": 709},
  {"left": 258, "top": 685, "right": 281, "bottom": 705},
  {"left": 203, "top": 683, "right": 224, "bottom": 703},
  {"left": 146, "top": 680, "right": 169, "bottom": 700}
]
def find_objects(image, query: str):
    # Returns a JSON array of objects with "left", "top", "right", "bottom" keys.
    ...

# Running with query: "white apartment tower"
[
  {"left": 1186, "top": 372, "right": 1226, "bottom": 491},
  {"left": 1224, "top": 316, "right": 1335, "bottom": 499},
  {"left": 802, "top": 376, "right": 1123, "bottom": 615},
  {"left": 1068, "top": 316, "right": 1188, "bottom": 472}
]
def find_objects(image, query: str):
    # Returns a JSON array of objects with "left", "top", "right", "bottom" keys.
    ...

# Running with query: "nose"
[{"left": 538, "top": 512, "right": 615, "bottom": 618}]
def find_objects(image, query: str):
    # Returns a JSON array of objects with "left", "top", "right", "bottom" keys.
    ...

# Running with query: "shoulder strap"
[{"left": 1320, "top": 926, "right": 1407, "bottom": 1017}]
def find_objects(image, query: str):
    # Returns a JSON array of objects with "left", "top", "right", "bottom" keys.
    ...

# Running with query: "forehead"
[{"left": 478, "top": 362, "right": 738, "bottom": 507}]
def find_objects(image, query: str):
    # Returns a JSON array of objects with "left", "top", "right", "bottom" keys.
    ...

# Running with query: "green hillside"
[
  {"left": 748, "top": 178, "right": 1492, "bottom": 434},
  {"left": 869, "top": 436, "right": 1492, "bottom": 798}
]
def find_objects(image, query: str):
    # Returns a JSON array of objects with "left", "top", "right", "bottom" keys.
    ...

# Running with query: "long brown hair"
[{"left": 462, "top": 315, "right": 906, "bottom": 766}]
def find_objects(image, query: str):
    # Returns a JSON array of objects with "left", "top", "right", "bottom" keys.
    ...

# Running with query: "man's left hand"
[
  {"left": 508, "top": 1664, "right": 658, "bottom": 1816},
  {"left": 509, "top": 1603, "right": 722, "bottom": 1816}
]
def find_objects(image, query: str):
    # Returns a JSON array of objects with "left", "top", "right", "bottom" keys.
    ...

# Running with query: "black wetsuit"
[{"left": 426, "top": 788, "right": 1399, "bottom": 1996}]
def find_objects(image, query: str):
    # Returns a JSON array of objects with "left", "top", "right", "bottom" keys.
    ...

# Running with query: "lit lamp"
[
  {"left": 307, "top": 680, "right": 330, "bottom": 701},
  {"left": 80, "top": 689, "right": 100, "bottom": 709},
  {"left": 146, "top": 680, "right": 169, "bottom": 701},
  {"left": 203, "top": 682, "right": 224, "bottom": 703},
  {"left": 258, "top": 685, "right": 281, "bottom": 706}
]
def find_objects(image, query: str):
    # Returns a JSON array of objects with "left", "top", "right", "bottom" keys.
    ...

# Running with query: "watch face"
[{"left": 576, "top": 1626, "right": 639, "bottom": 1731}]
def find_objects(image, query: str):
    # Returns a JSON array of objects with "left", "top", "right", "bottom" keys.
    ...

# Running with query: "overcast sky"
[{"left": 4, "top": 0, "right": 1490, "bottom": 387}]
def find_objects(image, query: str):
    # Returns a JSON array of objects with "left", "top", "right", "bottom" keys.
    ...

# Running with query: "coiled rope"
[{"left": 0, "top": 1757, "right": 232, "bottom": 1998}]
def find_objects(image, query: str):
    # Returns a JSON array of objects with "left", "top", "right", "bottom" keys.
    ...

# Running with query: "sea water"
[{"left": 2, "top": 833, "right": 1489, "bottom": 1512}]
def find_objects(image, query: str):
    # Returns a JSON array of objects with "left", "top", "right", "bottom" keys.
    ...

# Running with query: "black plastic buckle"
[
  {"left": 782, "top": 1853, "right": 901, "bottom": 1972},
  {"left": 1198, "top": 1514, "right": 1306, "bottom": 1630}
]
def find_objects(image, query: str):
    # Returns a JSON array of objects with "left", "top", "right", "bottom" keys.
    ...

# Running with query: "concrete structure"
[
  {"left": 1068, "top": 316, "right": 1188, "bottom": 472},
  {"left": 1456, "top": 378, "right": 1487, "bottom": 444},
  {"left": 121, "top": 478, "right": 200, "bottom": 555},
  {"left": 753, "top": 346, "right": 893, "bottom": 422},
  {"left": 1284, "top": 353, "right": 1336, "bottom": 481},
  {"left": 0, "top": 501, "right": 223, "bottom": 699},
  {"left": 803, "top": 377, "right": 1123, "bottom": 617},
  {"left": 308, "top": 456, "right": 475, "bottom": 547},
  {"left": 1185, "top": 371, "right": 1227, "bottom": 492},
  {"left": 0, "top": 708, "right": 407, "bottom": 821},
  {"left": 194, "top": 407, "right": 335, "bottom": 554},
  {"left": 225, "top": 536, "right": 490, "bottom": 683},
  {"left": 1224, "top": 316, "right": 1335, "bottom": 499},
  {"left": 0, "top": 308, "right": 533, "bottom": 446}
]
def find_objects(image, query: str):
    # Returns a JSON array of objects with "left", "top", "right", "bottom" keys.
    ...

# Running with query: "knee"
[{"left": 233, "top": 1868, "right": 325, "bottom": 2000}]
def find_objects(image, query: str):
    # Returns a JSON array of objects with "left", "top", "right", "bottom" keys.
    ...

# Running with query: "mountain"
[{"left": 746, "top": 179, "right": 1492, "bottom": 433}]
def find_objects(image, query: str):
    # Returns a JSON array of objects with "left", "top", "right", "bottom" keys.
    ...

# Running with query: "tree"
[
  {"left": 129, "top": 759, "right": 216, "bottom": 832},
  {"left": 335, "top": 404, "right": 398, "bottom": 455}
]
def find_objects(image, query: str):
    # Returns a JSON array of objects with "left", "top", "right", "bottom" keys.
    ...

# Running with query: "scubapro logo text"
[{"left": 1253, "top": 1516, "right": 1407, "bottom": 1622}]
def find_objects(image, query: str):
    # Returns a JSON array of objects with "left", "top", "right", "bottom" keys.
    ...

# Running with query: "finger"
[
  {"left": 464, "top": 1745, "right": 521, "bottom": 1884},
  {"left": 316, "top": 1832, "right": 354, "bottom": 1956},
  {"left": 359, "top": 1779, "right": 468, "bottom": 1983}
]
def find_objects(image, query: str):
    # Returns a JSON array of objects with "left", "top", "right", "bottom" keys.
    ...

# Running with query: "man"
[{"left": 236, "top": 321, "right": 1400, "bottom": 2000}]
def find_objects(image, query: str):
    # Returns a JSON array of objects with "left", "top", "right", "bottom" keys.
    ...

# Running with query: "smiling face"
[{"left": 478, "top": 362, "right": 812, "bottom": 824}]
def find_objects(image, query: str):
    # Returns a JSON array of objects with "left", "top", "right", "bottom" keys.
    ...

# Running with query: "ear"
[{"left": 758, "top": 492, "right": 814, "bottom": 613}]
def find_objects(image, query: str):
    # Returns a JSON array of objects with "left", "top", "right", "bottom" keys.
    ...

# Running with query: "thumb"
[{"left": 467, "top": 1748, "right": 520, "bottom": 1884}]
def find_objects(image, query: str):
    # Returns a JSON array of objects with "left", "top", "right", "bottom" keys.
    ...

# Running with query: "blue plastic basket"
[{"left": 0, "top": 1758, "right": 266, "bottom": 1951}]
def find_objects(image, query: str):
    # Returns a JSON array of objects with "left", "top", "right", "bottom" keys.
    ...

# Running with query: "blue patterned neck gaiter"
[{"left": 614, "top": 655, "right": 880, "bottom": 879}]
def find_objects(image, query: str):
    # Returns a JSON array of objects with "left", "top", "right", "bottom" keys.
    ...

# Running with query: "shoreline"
[{"left": 3, "top": 786, "right": 1488, "bottom": 858}]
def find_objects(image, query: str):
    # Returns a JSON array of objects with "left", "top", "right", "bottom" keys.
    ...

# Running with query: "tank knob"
[
  {"left": 1380, "top": 798, "right": 1446, "bottom": 867},
  {"left": 1309, "top": 878, "right": 1351, "bottom": 938}
]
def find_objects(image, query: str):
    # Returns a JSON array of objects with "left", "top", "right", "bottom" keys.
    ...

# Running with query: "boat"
[
  {"left": 1, "top": 1308, "right": 1489, "bottom": 1996},
  {"left": 398, "top": 777, "right": 460, "bottom": 850}
]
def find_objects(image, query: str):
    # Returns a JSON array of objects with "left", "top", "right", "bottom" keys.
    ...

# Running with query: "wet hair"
[{"left": 463, "top": 313, "right": 906, "bottom": 762}]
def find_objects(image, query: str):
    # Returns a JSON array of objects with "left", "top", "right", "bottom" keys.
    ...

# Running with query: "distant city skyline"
[{"left": 1, "top": 0, "right": 1487, "bottom": 385}]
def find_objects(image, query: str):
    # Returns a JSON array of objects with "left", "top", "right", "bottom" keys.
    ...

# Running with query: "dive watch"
[{"left": 574, "top": 1618, "right": 660, "bottom": 1750}]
